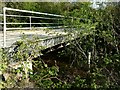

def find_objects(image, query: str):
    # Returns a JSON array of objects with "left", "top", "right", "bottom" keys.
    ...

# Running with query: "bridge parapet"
[{"left": 0, "top": 7, "right": 67, "bottom": 48}]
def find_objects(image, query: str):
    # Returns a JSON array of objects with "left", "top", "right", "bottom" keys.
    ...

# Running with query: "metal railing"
[{"left": 0, "top": 7, "right": 65, "bottom": 48}]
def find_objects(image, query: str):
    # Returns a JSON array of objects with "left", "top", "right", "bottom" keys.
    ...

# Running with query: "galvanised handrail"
[{"left": 2, "top": 7, "right": 65, "bottom": 48}]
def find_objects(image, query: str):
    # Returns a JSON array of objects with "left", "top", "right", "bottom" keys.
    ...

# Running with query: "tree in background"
[{"left": 61, "top": 2, "right": 120, "bottom": 88}]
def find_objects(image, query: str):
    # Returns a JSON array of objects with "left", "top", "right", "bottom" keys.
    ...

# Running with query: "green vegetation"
[{"left": 0, "top": 2, "right": 120, "bottom": 89}]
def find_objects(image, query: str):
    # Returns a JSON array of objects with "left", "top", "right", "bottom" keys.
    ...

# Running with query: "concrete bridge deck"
[{"left": 0, "top": 28, "right": 68, "bottom": 48}]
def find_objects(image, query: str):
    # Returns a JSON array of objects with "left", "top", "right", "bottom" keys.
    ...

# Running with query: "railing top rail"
[
  {"left": 0, "top": 14, "right": 63, "bottom": 20},
  {"left": 4, "top": 7, "right": 65, "bottom": 18},
  {"left": 0, "top": 8, "right": 84, "bottom": 20}
]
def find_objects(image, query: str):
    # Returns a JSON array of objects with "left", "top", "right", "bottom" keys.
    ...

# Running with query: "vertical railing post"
[
  {"left": 29, "top": 16, "right": 31, "bottom": 30},
  {"left": 3, "top": 7, "right": 6, "bottom": 48},
  {"left": 88, "top": 52, "right": 91, "bottom": 72}
]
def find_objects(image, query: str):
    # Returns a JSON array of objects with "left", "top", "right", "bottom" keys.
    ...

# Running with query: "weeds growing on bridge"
[{"left": 0, "top": 2, "right": 120, "bottom": 89}]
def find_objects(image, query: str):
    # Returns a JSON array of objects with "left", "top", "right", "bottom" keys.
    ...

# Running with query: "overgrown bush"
[
  {"left": 60, "top": 2, "right": 120, "bottom": 88},
  {"left": 0, "top": 36, "right": 73, "bottom": 89}
]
